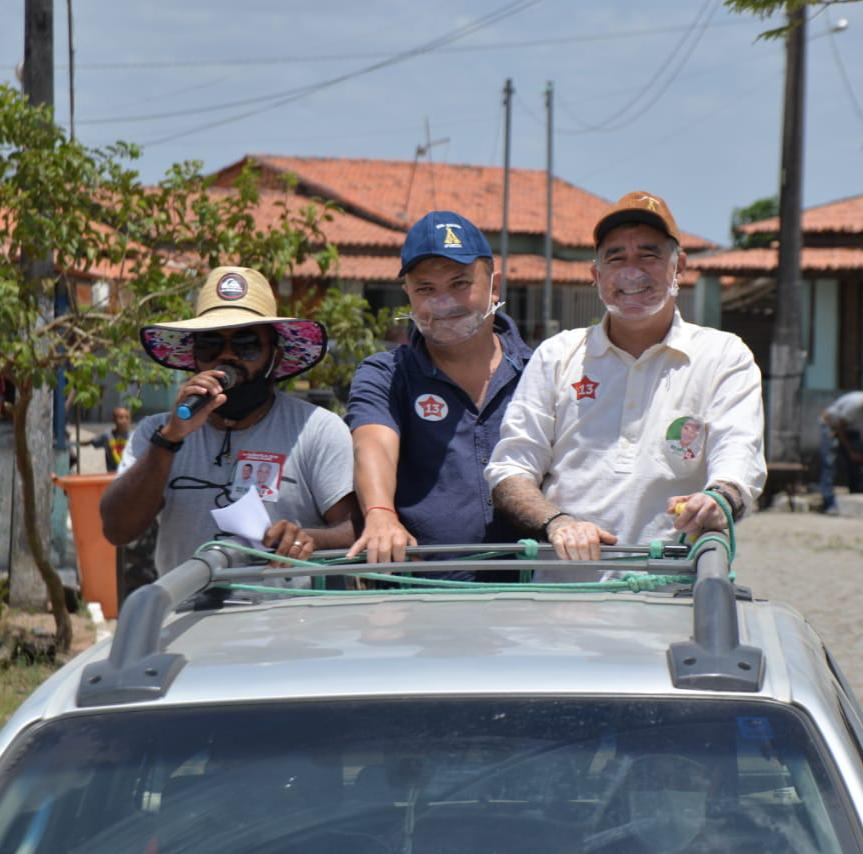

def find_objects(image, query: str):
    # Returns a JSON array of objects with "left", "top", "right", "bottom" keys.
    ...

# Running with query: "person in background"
[
  {"left": 86, "top": 406, "right": 131, "bottom": 472},
  {"left": 819, "top": 391, "right": 863, "bottom": 514}
]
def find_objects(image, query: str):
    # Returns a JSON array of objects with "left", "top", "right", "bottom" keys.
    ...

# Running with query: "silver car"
[{"left": 1, "top": 537, "right": 862, "bottom": 853}]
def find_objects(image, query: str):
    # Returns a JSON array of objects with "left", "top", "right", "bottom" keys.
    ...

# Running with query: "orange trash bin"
[{"left": 53, "top": 473, "right": 118, "bottom": 619}]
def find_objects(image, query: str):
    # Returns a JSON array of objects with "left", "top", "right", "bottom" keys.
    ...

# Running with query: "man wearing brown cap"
[
  {"left": 100, "top": 266, "right": 357, "bottom": 575},
  {"left": 485, "top": 192, "right": 766, "bottom": 568}
]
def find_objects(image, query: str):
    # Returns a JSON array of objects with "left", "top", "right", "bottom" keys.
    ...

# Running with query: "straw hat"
[{"left": 139, "top": 266, "right": 326, "bottom": 381}]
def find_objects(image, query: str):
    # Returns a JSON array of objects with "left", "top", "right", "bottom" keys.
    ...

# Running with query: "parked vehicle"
[{"left": 1, "top": 536, "right": 862, "bottom": 853}]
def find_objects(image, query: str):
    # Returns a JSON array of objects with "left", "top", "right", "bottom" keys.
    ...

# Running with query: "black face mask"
[{"left": 215, "top": 372, "right": 273, "bottom": 421}]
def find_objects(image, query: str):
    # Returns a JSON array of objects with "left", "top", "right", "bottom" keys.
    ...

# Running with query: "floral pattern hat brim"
[{"left": 139, "top": 318, "right": 327, "bottom": 381}]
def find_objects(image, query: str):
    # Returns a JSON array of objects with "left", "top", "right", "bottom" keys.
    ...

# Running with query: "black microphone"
[{"left": 176, "top": 364, "right": 241, "bottom": 421}]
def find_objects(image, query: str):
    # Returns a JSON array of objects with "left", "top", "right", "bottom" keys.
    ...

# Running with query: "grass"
[
  {"left": 0, "top": 606, "right": 97, "bottom": 727},
  {"left": 0, "top": 657, "right": 58, "bottom": 726}
]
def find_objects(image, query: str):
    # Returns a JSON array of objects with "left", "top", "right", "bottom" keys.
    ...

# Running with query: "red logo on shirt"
[
  {"left": 572, "top": 376, "right": 599, "bottom": 400},
  {"left": 414, "top": 393, "right": 449, "bottom": 421}
]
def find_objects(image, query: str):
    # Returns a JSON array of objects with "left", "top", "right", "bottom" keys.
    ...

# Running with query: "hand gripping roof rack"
[{"left": 667, "top": 533, "right": 765, "bottom": 692}]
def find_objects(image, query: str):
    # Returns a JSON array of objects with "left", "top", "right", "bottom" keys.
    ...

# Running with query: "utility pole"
[
  {"left": 500, "top": 79, "right": 513, "bottom": 304},
  {"left": 768, "top": 7, "right": 806, "bottom": 463},
  {"left": 11, "top": 0, "right": 57, "bottom": 609},
  {"left": 66, "top": 0, "right": 75, "bottom": 141},
  {"left": 543, "top": 81, "right": 556, "bottom": 340}
]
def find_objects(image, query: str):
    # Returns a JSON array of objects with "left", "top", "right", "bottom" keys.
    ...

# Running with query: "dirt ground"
[
  {"left": 733, "top": 509, "right": 863, "bottom": 698},
  {"left": 4, "top": 609, "right": 97, "bottom": 659}
]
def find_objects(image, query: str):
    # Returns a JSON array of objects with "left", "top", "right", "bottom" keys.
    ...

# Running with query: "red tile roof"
[
  {"left": 205, "top": 186, "right": 403, "bottom": 250},
  {"left": 294, "top": 253, "right": 699, "bottom": 287},
  {"left": 213, "top": 156, "right": 715, "bottom": 252},
  {"left": 688, "top": 247, "right": 863, "bottom": 276},
  {"left": 737, "top": 193, "right": 863, "bottom": 235}
]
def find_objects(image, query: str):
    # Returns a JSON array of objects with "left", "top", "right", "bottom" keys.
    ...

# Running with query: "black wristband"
[
  {"left": 541, "top": 511, "right": 570, "bottom": 537},
  {"left": 706, "top": 483, "right": 743, "bottom": 521},
  {"left": 150, "top": 426, "right": 184, "bottom": 453}
]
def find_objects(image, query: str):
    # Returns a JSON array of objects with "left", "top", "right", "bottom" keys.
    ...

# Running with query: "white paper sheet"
[{"left": 210, "top": 485, "right": 270, "bottom": 549}]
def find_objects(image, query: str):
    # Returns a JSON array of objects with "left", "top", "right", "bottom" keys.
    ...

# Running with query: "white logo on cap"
[
  {"left": 436, "top": 223, "right": 463, "bottom": 248},
  {"left": 414, "top": 393, "right": 448, "bottom": 421},
  {"left": 216, "top": 273, "right": 248, "bottom": 301}
]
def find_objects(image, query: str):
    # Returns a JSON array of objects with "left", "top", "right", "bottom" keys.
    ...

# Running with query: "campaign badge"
[{"left": 414, "top": 393, "right": 448, "bottom": 421}]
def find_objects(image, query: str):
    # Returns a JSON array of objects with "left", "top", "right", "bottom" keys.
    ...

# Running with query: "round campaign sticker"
[
  {"left": 665, "top": 416, "right": 704, "bottom": 461},
  {"left": 216, "top": 272, "right": 248, "bottom": 301},
  {"left": 414, "top": 393, "right": 449, "bottom": 421}
]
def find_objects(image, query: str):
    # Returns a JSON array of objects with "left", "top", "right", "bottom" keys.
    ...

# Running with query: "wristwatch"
[{"left": 150, "top": 425, "right": 184, "bottom": 453}]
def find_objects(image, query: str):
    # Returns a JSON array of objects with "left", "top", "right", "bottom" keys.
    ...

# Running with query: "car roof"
[{"left": 0, "top": 537, "right": 854, "bottom": 755}]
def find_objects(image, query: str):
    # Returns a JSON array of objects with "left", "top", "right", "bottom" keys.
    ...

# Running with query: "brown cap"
[{"left": 593, "top": 191, "right": 681, "bottom": 248}]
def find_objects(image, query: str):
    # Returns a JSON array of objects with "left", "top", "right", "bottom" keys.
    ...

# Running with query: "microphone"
[{"left": 176, "top": 364, "right": 241, "bottom": 421}]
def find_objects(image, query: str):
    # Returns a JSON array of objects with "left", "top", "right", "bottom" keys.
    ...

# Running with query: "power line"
[
  {"left": 826, "top": 14, "right": 863, "bottom": 129},
  {"left": 34, "top": 20, "right": 751, "bottom": 72},
  {"left": 556, "top": 0, "right": 720, "bottom": 134},
  {"left": 75, "top": 0, "right": 540, "bottom": 131}
]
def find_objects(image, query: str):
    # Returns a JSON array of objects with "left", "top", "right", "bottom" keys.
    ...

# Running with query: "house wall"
[{"left": 802, "top": 278, "right": 839, "bottom": 390}]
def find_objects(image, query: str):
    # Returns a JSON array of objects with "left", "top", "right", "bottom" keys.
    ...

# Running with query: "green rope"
[
  {"left": 699, "top": 489, "right": 736, "bottom": 562},
  {"left": 516, "top": 538, "right": 538, "bottom": 583},
  {"left": 211, "top": 572, "right": 695, "bottom": 598}
]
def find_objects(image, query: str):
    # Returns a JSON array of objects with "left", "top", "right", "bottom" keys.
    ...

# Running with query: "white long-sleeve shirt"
[{"left": 485, "top": 311, "right": 766, "bottom": 549}]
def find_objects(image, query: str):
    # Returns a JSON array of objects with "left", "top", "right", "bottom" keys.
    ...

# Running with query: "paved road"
[{"left": 733, "top": 510, "right": 863, "bottom": 698}]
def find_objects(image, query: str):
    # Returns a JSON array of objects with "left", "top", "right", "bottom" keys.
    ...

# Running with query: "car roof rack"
[
  {"left": 77, "top": 534, "right": 761, "bottom": 707},
  {"left": 666, "top": 534, "right": 765, "bottom": 692},
  {"left": 76, "top": 543, "right": 239, "bottom": 708}
]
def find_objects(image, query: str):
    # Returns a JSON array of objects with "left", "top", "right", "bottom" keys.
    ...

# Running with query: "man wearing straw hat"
[{"left": 100, "top": 266, "right": 357, "bottom": 575}]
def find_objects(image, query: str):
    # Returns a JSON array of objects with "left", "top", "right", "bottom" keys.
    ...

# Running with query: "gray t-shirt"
[
  {"left": 119, "top": 393, "right": 354, "bottom": 574},
  {"left": 825, "top": 392, "right": 863, "bottom": 430}
]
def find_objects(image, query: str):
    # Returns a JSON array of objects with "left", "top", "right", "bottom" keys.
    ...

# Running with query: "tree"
[
  {"left": 723, "top": 0, "right": 861, "bottom": 39},
  {"left": 0, "top": 84, "right": 335, "bottom": 650},
  {"left": 730, "top": 196, "right": 780, "bottom": 248},
  {"left": 291, "top": 288, "right": 394, "bottom": 409}
]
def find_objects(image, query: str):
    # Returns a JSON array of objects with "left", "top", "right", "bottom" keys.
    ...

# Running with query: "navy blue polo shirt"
[{"left": 346, "top": 313, "right": 532, "bottom": 549}]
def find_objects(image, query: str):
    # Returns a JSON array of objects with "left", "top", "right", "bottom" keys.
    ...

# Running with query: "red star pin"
[
  {"left": 416, "top": 394, "right": 448, "bottom": 420},
  {"left": 572, "top": 375, "right": 599, "bottom": 400}
]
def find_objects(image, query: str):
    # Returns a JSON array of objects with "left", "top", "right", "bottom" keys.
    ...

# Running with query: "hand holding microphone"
[{"left": 176, "top": 364, "right": 240, "bottom": 421}]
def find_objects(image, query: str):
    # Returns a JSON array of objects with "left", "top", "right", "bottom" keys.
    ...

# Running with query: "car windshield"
[{"left": 0, "top": 697, "right": 857, "bottom": 853}]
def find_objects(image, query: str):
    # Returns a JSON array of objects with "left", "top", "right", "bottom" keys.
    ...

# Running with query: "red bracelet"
[{"left": 365, "top": 505, "right": 397, "bottom": 516}]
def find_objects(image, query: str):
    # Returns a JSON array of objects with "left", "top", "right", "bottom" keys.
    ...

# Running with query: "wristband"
[
  {"left": 149, "top": 426, "right": 184, "bottom": 453},
  {"left": 541, "top": 510, "right": 570, "bottom": 537},
  {"left": 705, "top": 483, "right": 743, "bottom": 521},
  {"left": 365, "top": 505, "right": 397, "bottom": 517}
]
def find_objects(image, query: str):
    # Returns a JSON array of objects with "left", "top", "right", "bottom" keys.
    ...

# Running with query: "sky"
[{"left": 2, "top": 0, "right": 863, "bottom": 245}]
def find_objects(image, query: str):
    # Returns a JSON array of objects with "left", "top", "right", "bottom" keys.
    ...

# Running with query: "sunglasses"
[{"left": 192, "top": 329, "right": 265, "bottom": 363}]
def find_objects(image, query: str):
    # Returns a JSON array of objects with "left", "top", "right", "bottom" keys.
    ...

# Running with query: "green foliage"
[
  {"left": 0, "top": 83, "right": 336, "bottom": 411},
  {"left": 288, "top": 287, "right": 393, "bottom": 407},
  {"left": 723, "top": 0, "right": 861, "bottom": 40},
  {"left": 731, "top": 195, "right": 780, "bottom": 248}
]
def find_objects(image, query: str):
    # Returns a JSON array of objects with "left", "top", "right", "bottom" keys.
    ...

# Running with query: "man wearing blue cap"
[{"left": 346, "top": 211, "right": 532, "bottom": 565}]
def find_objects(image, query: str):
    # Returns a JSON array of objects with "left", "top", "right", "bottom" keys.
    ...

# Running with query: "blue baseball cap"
[{"left": 399, "top": 210, "right": 493, "bottom": 277}]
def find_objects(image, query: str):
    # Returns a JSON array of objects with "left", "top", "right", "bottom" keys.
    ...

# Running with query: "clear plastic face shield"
[
  {"left": 399, "top": 269, "right": 504, "bottom": 346},
  {"left": 596, "top": 244, "right": 680, "bottom": 320}
]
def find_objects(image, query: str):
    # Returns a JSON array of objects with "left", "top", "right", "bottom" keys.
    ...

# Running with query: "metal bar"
[
  {"left": 213, "top": 558, "right": 695, "bottom": 583},
  {"left": 311, "top": 542, "right": 690, "bottom": 559}
]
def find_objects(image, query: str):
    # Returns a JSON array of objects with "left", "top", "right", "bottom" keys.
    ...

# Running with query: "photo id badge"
[{"left": 231, "top": 450, "right": 286, "bottom": 503}]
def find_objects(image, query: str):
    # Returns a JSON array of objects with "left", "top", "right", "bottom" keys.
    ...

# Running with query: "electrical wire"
[
  {"left": 556, "top": 0, "right": 719, "bottom": 134},
  {"left": 41, "top": 19, "right": 750, "bottom": 72},
  {"left": 825, "top": 12, "right": 863, "bottom": 129},
  {"left": 75, "top": 0, "right": 540, "bottom": 132}
]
